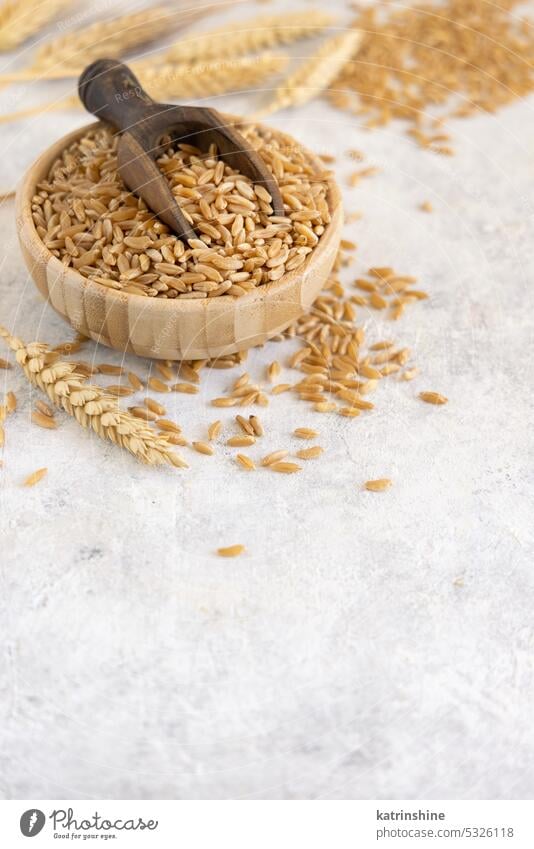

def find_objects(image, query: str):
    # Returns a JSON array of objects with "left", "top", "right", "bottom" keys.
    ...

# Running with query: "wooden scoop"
[{"left": 78, "top": 58, "right": 285, "bottom": 242}]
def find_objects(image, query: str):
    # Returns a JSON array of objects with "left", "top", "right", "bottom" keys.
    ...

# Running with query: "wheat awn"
[{"left": 0, "top": 327, "right": 186, "bottom": 467}]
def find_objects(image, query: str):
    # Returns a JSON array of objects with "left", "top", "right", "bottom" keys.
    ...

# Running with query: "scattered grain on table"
[
  {"left": 148, "top": 376, "right": 170, "bottom": 393},
  {"left": 261, "top": 450, "right": 288, "bottom": 466},
  {"left": 107, "top": 384, "right": 134, "bottom": 398},
  {"left": 271, "top": 461, "right": 301, "bottom": 473},
  {"left": 419, "top": 391, "right": 448, "bottom": 405},
  {"left": 193, "top": 441, "right": 214, "bottom": 456},
  {"left": 145, "top": 398, "right": 166, "bottom": 416},
  {"left": 172, "top": 383, "right": 199, "bottom": 394},
  {"left": 31, "top": 410, "right": 58, "bottom": 429},
  {"left": 227, "top": 435, "right": 256, "bottom": 447},
  {"left": 296, "top": 446, "right": 324, "bottom": 460},
  {"left": 249, "top": 415, "right": 264, "bottom": 437},
  {"left": 294, "top": 428, "right": 319, "bottom": 439},
  {"left": 127, "top": 371, "right": 144, "bottom": 391},
  {"left": 364, "top": 478, "right": 392, "bottom": 491},
  {"left": 217, "top": 544, "right": 245, "bottom": 558},
  {"left": 329, "top": 0, "right": 534, "bottom": 150},
  {"left": 236, "top": 414, "right": 255, "bottom": 436},
  {"left": 98, "top": 364, "right": 124, "bottom": 375},
  {"left": 236, "top": 454, "right": 255, "bottom": 471},
  {"left": 23, "top": 467, "right": 47, "bottom": 486},
  {"left": 207, "top": 420, "right": 222, "bottom": 440},
  {"left": 157, "top": 419, "right": 182, "bottom": 433}
]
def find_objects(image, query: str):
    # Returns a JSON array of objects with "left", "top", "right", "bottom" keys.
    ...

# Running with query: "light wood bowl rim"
[{"left": 17, "top": 118, "right": 342, "bottom": 317}]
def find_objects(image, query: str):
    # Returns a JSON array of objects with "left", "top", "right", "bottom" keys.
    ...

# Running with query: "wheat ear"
[
  {"left": 0, "top": 8, "right": 331, "bottom": 82},
  {"left": 152, "top": 9, "right": 334, "bottom": 65},
  {"left": 0, "top": 5, "right": 191, "bottom": 81},
  {"left": 254, "top": 29, "right": 362, "bottom": 118},
  {"left": 0, "top": 327, "right": 187, "bottom": 468},
  {"left": 133, "top": 53, "right": 289, "bottom": 99},
  {"left": 0, "top": 0, "right": 72, "bottom": 52},
  {"left": 0, "top": 53, "right": 289, "bottom": 124}
]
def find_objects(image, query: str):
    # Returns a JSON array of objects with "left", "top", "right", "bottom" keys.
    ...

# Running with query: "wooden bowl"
[{"left": 17, "top": 120, "right": 343, "bottom": 360}]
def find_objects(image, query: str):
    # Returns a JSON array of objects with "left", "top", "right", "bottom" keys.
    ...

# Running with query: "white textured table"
[{"left": 1, "top": 0, "right": 533, "bottom": 801}]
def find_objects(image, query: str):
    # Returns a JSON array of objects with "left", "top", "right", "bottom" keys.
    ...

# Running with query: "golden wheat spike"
[
  {"left": 0, "top": 4, "right": 204, "bottom": 80},
  {"left": 142, "top": 9, "right": 334, "bottom": 65},
  {"left": 0, "top": 327, "right": 187, "bottom": 468},
  {"left": 0, "top": 0, "right": 72, "bottom": 52},
  {"left": 0, "top": 8, "right": 332, "bottom": 82},
  {"left": 0, "top": 53, "right": 289, "bottom": 124},
  {"left": 254, "top": 29, "right": 362, "bottom": 118},
  {"left": 32, "top": 5, "right": 180, "bottom": 72},
  {"left": 136, "top": 53, "right": 289, "bottom": 99}
]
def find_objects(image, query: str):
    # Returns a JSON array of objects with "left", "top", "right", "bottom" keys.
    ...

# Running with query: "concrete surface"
[{"left": 0, "top": 0, "right": 533, "bottom": 800}]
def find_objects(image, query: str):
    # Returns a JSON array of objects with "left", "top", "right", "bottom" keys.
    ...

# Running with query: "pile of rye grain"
[
  {"left": 330, "top": 0, "right": 534, "bottom": 151},
  {"left": 31, "top": 124, "right": 331, "bottom": 300}
]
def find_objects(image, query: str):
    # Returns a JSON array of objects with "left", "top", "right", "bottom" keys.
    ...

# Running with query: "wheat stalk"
[
  {"left": 254, "top": 29, "right": 362, "bottom": 118},
  {"left": 152, "top": 9, "right": 334, "bottom": 65},
  {"left": 0, "top": 0, "right": 72, "bottom": 51},
  {"left": 33, "top": 5, "right": 182, "bottom": 72},
  {"left": 0, "top": 5, "right": 195, "bottom": 81},
  {"left": 135, "top": 52, "right": 289, "bottom": 99},
  {"left": 0, "top": 53, "right": 289, "bottom": 124},
  {"left": 0, "top": 8, "right": 332, "bottom": 82},
  {"left": 0, "top": 327, "right": 187, "bottom": 468}
]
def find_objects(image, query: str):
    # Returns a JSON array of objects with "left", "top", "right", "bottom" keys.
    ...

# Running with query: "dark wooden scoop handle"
[
  {"left": 79, "top": 59, "right": 197, "bottom": 240},
  {"left": 78, "top": 58, "right": 285, "bottom": 240},
  {"left": 78, "top": 58, "right": 159, "bottom": 132}
]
